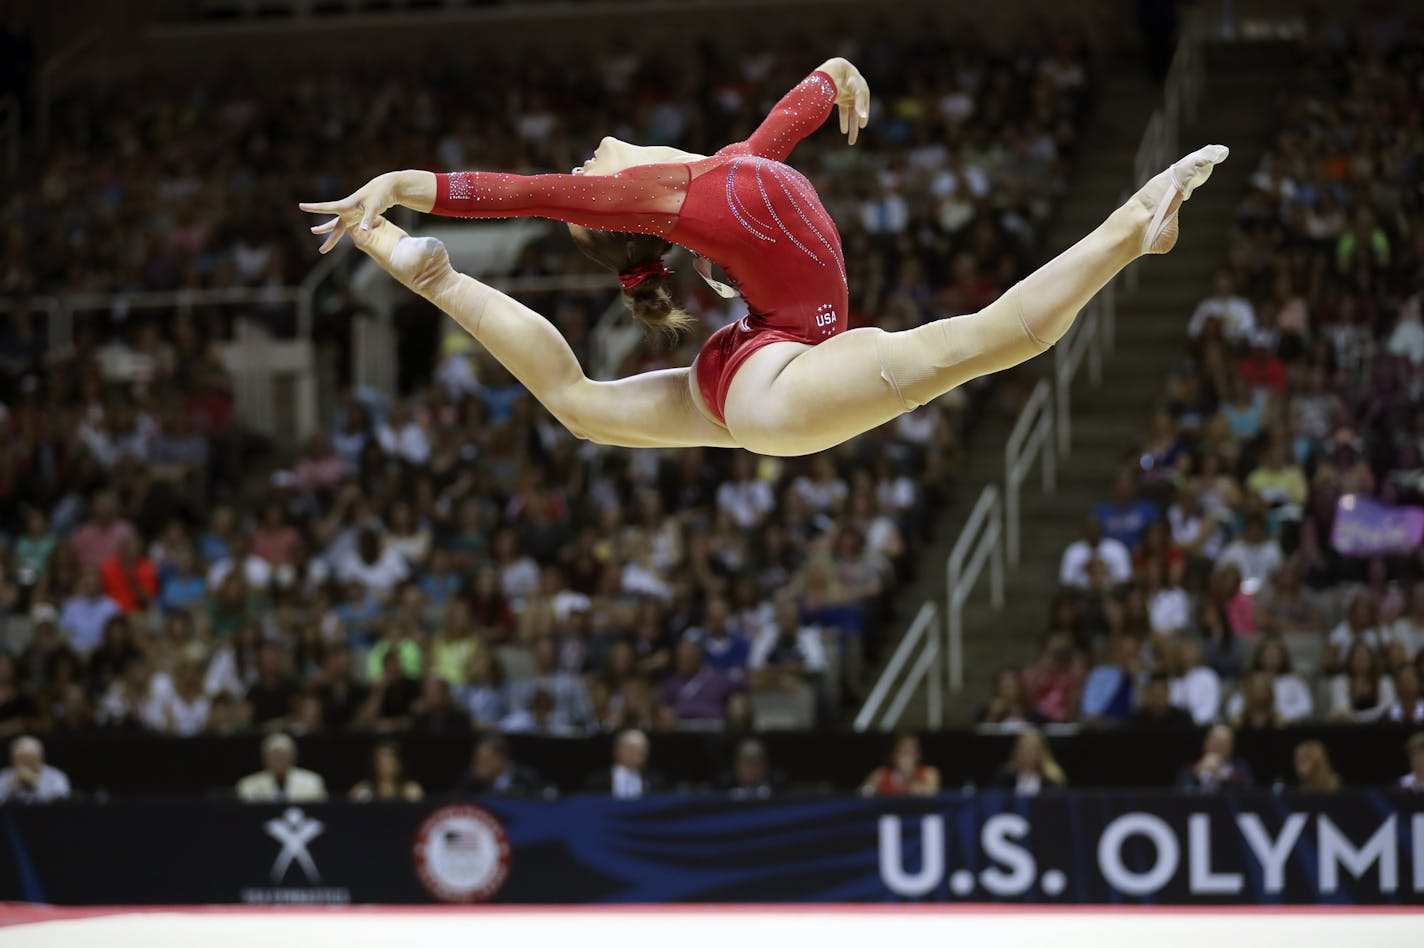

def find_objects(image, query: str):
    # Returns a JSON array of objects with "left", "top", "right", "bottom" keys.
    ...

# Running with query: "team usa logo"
[{"left": 412, "top": 804, "right": 511, "bottom": 903}]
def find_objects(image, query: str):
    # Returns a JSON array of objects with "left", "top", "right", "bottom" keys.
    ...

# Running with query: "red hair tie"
[{"left": 617, "top": 260, "right": 673, "bottom": 291}]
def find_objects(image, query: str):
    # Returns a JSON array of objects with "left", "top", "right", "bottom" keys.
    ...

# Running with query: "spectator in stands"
[
  {"left": 460, "top": 735, "right": 542, "bottom": 797},
  {"left": 349, "top": 741, "right": 423, "bottom": 802},
  {"left": 688, "top": 598, "right": 750, "bottom": 681},
  {"left": 1388, "top": 581, "right": 1424, "bottom": 666},
  {"left": 338, "top": 529, "right": 410, "bottom": 601},
  {"left": 725, "top": 738, "right": 777, "bottom": 800},
  {"left": 992, "top": 728, "right": 1066, "bottom": 795},
  {"left": 748, "top": 597, "right": 829, "bottom": 723},
  {"left": 58, "top": 568, "right": 121, "bottom": 656},
  {"left": 1130, "top": 673, "right": 1194, "bottom": 728},
  {"left": 1236, "top": 331, "right": 1289, "bottom": 394},
  {"left": 163, "top": 657, "right": 211, "bottom": 737},
  {"left": 658, "top": 640, "right": 737, "bottom": 725},
  {"left": 0, "top": 736, "right": 71, "bottom": 803},
  {"left": 1245, "top": 440, "right": 1308, "bottom": 511},
  {"left": 1023, "top": 632, "right": 1085, "bottom": 723},
  {"left": 457, "top": 650, "right": 510, "bottom": 730},
  {"left": 246, "top": 643, "right": 298, "bottom": 733},
  {"left": 70, "top": 492, "right": 138, "bottom": 569},
  {"left": 515, "top": 636, "right": 595, "bottom": 733},
  {"left": 1216, "top": 514, "right": 1284, "bottom": 596},
  {"left": 1228, "top": 671, "right": 1285, "bottom": 731},
  {"left": 1325, "top": 592, "right": 1386, "bottom": 676},
  {"left": 1176, "top": 725, "right": 1253, "bottom": 791},
  {"left": 1167, "top": 482, "right": 1225, "bottom": 570},
  {"left": 716, "top": 453, "right": 775, "bottom": 530},
  {"left": 1080, "top": 635, "right": 1139, "bottom": 724},
  {"left": 859, "top": 733, "right": 940, "bottom": 797},
  {"left": 1327, "top": 640, "right": 1396, "bottom": 723},
  {"left": 1400, "top": 733, "right": 1424, "bottom": 791},
  {"left": 1059, "top": 516, "right": 1131, "bottom": 590},
  {"left": 1143, "top": 558, "right": 1190, "bottom": 644},
  {"left": 236, "top": 733, "right": 328, "bottom": 802},
  {"left": 365, "top": 621, "right": 423, "bottom": 682},
  {"left": 1187, "top": 270, "right": 1256, "bottom": 344},
  {"left": 96, "top": 657, "right": 171, "bottom": 732},
  {"left": 588, "top": 728, "right": 662, "bottom": 799},
  {"left": 1092, "top": 471, "right": 1159, "bottom": 551},
  {"left": 1254, "top": 560, "right": 1325, "bottom": 641},
  {"left": 311, "top": 644, "right": 368, "bottom": 731},
  {"left": 1197, "top": 564, "right": 1253, "bottom": 678},
  {"left": 357, "top": 650, "right": 421, "bottom": 733},
  {"left": 0, "top": 654, "right": 38, "bottom": 738},
  {"left": 409, "top": 676, "right": 471, "bottom": 733},
  {"left": 99, "top": 535, "right": 158, "bottom": 615},
  {"left": 976, "top": 668, "right": 1046, "bottom": 727},
  {"left": 1385, "top": 666, "right": 1424, "bottom": 724},
  {"left": 1294, "top": 740, "right": 1341, "bottom": 794},
  {"left": 1170, "top": 638, "right": 1221, "bottom": 725},
  {"left": 1226, "top": 638, "right": 1313, "bottom": 723}
]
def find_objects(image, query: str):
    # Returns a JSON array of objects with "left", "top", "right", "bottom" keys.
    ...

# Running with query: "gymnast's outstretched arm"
[{"left": 335, "top": 213, "right": 736, "bottom": 450}]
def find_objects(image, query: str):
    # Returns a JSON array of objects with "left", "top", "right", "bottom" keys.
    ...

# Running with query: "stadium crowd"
[
  {"left": 1021, "top": 17, "right": 1424, "bottom": 731},
  {"left": 0, "top": 26, "right": 1095, "bottom": 742}
]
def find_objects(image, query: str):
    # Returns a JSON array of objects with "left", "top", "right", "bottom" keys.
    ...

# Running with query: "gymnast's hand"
[
  {"left": 299, "top": 169, "right": 437, "bottom": 254},
  {"left": 330, "top": 212, "right": 453, "bottom": 297},
  {"left": 817, "top": 57, "right": 871, "bottom": 145}
]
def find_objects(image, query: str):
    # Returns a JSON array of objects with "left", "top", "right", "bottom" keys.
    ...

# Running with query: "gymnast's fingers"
[
  {"left": 839, "top": 101, "right": 849, "bottom": 137},
  {"left": 299, "top": 193, "right": 358, "bottom": 215},
  {"left": 310, "top": 217, "right": 339, "bottom": 236},
  {"left": 857, "top": 80, "right": 871, "bottom": 129},
  {"left": 318, "top": 219, "right": 347, "bottom": 254}
]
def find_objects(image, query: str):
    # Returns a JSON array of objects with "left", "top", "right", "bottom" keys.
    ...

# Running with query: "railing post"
[
  {"left": 1042, "top": 409, "right": 1056, "bottom": 492},
  {"left": 927, "top": 616, "right": 942, "bottom": 729}
]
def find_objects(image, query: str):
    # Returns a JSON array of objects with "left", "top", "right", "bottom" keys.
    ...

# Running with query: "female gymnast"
[{"left": 301, "top": 57, "right": 1227, "bottom": 458}]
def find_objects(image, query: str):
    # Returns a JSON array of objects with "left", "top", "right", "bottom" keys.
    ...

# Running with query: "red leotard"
[{"left": 429, "top": 71, "right": 847, "bottom": 425}]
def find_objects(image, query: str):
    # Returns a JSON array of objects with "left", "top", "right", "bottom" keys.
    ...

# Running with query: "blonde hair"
[{"left": 1015, "top": 728, "right": 1066, "bottom": 785}]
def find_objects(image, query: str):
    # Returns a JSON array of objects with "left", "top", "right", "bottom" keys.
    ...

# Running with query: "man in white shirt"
[
  {"left": 236, "top": 733, "right": 328, "bottom": 803},
  {"left": 0, "top": 736, "right": 72, "bottom": 803},
  {"left": 1059, "top": 516, "right": 1132, "bottom": 589},
  {"left": 589, "top": 729, "right": 663, "bottom": 799},
  {"left": 716, "top": 453, "right": 775, "bottom": 530},
  {"left": 336, "top": 529, "right": 409, "bottom": 600},
  {"left": 1187, "top": 270, "right": 1256, "bottom": 343},
  {"left": 1170, "top": 638, "right": 1221, "bottom": 725},
  {"left": 1215, "top": 515, "right": 1284, "bottom": 595},
  {"left": 206, "top": 535, "right": 274, "bottom": 591}
]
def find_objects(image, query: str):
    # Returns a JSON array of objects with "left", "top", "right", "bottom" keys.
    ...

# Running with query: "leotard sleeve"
[
  {"left": 429, "top": 164, "right": 689, "bottom": 237},
  {"left": 718, "top": 70, "right": 839, "bottom": 163}
]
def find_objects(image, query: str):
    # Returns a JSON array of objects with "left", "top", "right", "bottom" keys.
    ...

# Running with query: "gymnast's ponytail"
[{"left": 568, "top": 225, "right": 694, "bottom": 336}]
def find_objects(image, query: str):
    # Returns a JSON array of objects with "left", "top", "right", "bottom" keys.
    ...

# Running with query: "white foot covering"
[{"left": 1140, "top": 144, "right": 1230, "bottom": 254}]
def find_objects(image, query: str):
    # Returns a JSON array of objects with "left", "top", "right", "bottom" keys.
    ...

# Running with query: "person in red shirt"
[
  {"left": 100, "top": 535, "right": 158, "bottom": 615},
  {"left": 1236, "top": 330, "right": 1289, "bottom": 392},
  {"left": 304, "top": 58, "right": 1226, "bottom": 458}
]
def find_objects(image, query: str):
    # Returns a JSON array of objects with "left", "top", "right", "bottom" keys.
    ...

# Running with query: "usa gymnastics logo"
[{"left": 412, "top": 804, "right": 511, "bottom": 902}]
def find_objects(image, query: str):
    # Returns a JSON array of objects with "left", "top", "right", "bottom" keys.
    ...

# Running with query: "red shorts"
[{"left": 694, "top": 318, "right": 809, "bottom": 425}]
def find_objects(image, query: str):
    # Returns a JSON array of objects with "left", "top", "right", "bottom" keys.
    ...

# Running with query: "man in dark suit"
[
  {"left": 459, "top": 735, "right": 542, "bottom": 797},
  {"left": 586, "top": 729, "right": 664, "bottom": 799},
  {"left": 1176, "top": 724, "right": 1253, "bottom": 790}
]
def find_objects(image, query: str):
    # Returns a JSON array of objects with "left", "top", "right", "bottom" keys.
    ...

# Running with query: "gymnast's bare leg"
[{"left": 343, "top": 217, "right": 736, "bottom": 450}]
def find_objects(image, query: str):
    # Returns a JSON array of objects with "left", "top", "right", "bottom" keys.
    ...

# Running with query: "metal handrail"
[
  {"left": 1053, "top": 298, "right": 1102, "bottom": 457},
  {"left": 853, "top": 601, "right": 941, "bottom": 731},
  {"left": 946, "top": 485, "right": 1004, "bottom": 693},
  {"left": 1003, "top": 379, "right": 1055, "bottom": 566}
]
